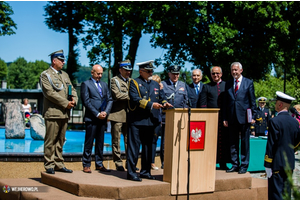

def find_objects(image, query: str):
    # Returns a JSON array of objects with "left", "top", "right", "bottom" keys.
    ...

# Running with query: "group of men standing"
[{"left": 40, "top": 49, "right": 300, "bottom": 199}]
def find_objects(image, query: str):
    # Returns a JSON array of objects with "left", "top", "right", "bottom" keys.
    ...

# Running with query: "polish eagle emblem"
[{"left": 191, "top": 128, "right": 201, "bottom": 142}]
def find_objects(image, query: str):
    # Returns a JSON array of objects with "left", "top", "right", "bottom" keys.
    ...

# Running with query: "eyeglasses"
[
  {"left": 211, "top": 72, "right": 220, "bottom": 75},
  {"left": 142, "top": 69, "right": 153, "bottom": 74}
]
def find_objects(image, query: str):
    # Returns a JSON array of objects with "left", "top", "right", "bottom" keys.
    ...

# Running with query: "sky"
[{"left": 0, "top": 1, "right": 192, "bottom": 72}]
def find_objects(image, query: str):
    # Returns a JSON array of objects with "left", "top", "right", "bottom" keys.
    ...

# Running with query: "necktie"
[
  {"left": 195, "top": 85, "right": 199, "bottom": 95},
  {"left": 96, "top": 81, "right": 103, "bottom": 97},
  {"left": 235, "top": 80, "right": 239, "bottom": 94}
]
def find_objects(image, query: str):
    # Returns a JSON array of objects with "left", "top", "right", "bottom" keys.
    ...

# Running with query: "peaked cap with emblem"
[
  {"left": 136, "top": 60, "right": 156, "bottom": 70},
  {"left": 118, "top": 59, "right": 132, "bottom": 70},
  {"left": 258, "top": 97, "right": 267, "bottom": 103},
  {"left": 49, "top": 49, "right": 65, "bottom": 61},
  {"left": 167, "top": 65, "right": 181, "bottom": 74},
  {"left": 276, "top": 91, "right": 295, "bottom": 104}
]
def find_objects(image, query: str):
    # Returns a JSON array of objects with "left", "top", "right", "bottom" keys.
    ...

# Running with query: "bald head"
[{"left": 91, "top": 64, "right": 103, "bottom": 82}]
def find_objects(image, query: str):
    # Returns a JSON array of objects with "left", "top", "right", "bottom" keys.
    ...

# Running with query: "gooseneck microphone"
[
  {"left": 290, "top": 107, "right": 300, "bottom": 117},
  {"left": 182, "top": 72, "right": 187, "bottom": 82}
]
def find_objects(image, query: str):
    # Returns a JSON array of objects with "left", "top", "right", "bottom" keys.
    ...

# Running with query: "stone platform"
[{"left": 0, "top": 169, "right": 267, "bottom": 200}]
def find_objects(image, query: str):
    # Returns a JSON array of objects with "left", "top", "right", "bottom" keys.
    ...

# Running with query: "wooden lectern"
[{"left": 163, "top": 108, "right": 219, "bottom": 195}]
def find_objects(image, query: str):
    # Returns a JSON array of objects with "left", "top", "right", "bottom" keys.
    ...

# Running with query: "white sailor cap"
[
  {"left": 276, "top": 91, "right": 295, "bottom": 104},
  {"left": 136, "top": 60, "right": 156, "bottom": 70},
  {"left": 49, "top": 49, "right": 65, "bottom": 60},
  {"left": 258, "top": 97, "right": 267, "bottom": 103}
]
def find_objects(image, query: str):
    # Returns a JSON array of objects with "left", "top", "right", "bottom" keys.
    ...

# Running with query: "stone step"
[{"left": 0, "top": 170, "right": 268, "bottom": 200}]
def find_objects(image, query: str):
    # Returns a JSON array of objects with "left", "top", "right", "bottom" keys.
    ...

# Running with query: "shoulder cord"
[
  {"left": 112, "top": 77, "right": 122, "bottom": 93},
  {"left": 40, "top": 72, "right": 64, "bottom": 91},
  {"left": 127, "top": 78, "right": 141, "bottom": 111}
]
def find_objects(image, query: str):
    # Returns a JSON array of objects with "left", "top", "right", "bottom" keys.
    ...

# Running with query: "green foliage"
[
  {"left": 0, "top": 2, "right": 17, "bottom": 36},
  {"left": 7, "top": 57, "right": 49, "bottom": 89},
  {"left": 44, "top": 1, "right": 86, "bottom": 84},
  {"left": 254, "top": 74, "right": 300, "bottom": 112},
  {"left": 0, "top": 58, "right": 8, "bottom": 80}
]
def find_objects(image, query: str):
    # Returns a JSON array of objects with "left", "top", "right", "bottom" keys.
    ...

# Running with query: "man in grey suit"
[
  {"left": 108, "top": 59, "right": 132, "bottom": 171},
  {"left": 40, "top": 49, "right": 78, "bottom": 174},
  {"left": 81, "top": 64, "right": 113, "bottom": 173}
]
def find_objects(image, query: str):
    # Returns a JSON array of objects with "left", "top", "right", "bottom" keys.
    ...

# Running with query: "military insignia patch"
[{"left": 179, "top": 87, "right": 185, "bottom": 91}]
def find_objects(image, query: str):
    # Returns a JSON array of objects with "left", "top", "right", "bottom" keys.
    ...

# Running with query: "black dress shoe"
[
  {"left": 226, "top": 167, "right": 239, "bottom": 173},
  {"left": 46, "top": 168, "right": 55, "bottom": 174},
  {"left": 116, "top": 166, "right": 125, "bottom": 171},
  {"left": 140, "top": 174, "right": 156, "bottom": 180},
  {"left": 127, "top": 175, "right": 142, "bottom": 182},
  {"left": 238, "top": 168, "right": 247, "bottom": 174},
  {"left": 57, "top": 167, "right": 73, "bottom": 173}
]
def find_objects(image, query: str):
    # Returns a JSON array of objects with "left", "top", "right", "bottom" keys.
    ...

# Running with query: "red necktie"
[{"left": 235, "top": 80, "right": 239, "bottom": 93}]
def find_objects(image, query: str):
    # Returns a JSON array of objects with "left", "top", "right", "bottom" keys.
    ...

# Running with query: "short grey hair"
[
  {"left": 192, "top": 69, "right": 203, "bottom": 78},
  {"left": 230, "top": 62, "right": 243, "bottom": 69}
]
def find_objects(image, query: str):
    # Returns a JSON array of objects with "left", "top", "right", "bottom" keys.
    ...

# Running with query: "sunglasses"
[
  {"left": 211, "top": 72, "right": 220, "bottom": 75},
  {"left": 142, "top": 69, "right": 153, "bottom": 74}
]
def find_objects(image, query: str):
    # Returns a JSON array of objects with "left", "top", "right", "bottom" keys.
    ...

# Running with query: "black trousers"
[
  {"left": 268, "top": 170, "right": 292, "bottom": 200},
  {"left": 127, "top": 124, "right": 154, "bottom": 178},
  {"left": 152, "top": 124, "right": 161, "bottom": 163},
  {"left": 228, "top": 120, "right": 250, "bottom": 170},
  {"left": 82, "top": 121, "right": 106, "bottom": 168}
]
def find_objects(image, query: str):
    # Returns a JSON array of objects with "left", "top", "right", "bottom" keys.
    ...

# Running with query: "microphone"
[
  {"left": 182, "top": 73, "right": 187, "bottom": 82},
  {"left": 290, "top": 107, "right": 300, "bottom": 117}
]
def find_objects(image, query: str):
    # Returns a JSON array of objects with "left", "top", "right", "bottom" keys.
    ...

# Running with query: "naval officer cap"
[
  {"left": 49, "top": 49, "right": 65, "bottom": 60},
  {"left": 137, "top": 60, "right": 156, "bottom": 70},
  {"left": 168, "top": 65, "right": 181, "bottom": 73},
  {"left": 276, "top": 91, "right": 295, "bottom": 104},
  {"left": 258, "top": 97, "right": 267, "bottom": 103},
  {"left": 118, "top": 59, "right": 132, "bottom": 70}
]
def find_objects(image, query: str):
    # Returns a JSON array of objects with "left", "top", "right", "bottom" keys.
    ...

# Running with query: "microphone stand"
[{"left": 182, "top": 74, "right": 192, "bottom": 199}]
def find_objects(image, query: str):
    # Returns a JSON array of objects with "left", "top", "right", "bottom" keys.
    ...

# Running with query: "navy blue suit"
[
  {"left": 127, "top": 76, "right": 167, "bottom": 178},
  {"left": 264, "top": 111, "right": 300, "bottom": 200},
  {"left": 188, "top": 82, "right": 203, "bottom": 108},
  {"left": 81, "top": 78, "right": 113, "bottom": 168},
  {"left": 223, "top": 76, "right": 256, "bottom": 170}
]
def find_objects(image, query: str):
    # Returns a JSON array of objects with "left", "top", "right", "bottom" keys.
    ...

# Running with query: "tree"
[
  {"left": 7, "top": 58, "right": 48, "bottom": 89},
  {"left": 44, "top": 1, "right": 86, "bottom": 84},
  {"left": 148, "top": 2, "right": 300, "bottom": 82},
  {"left": 0, "top": 58, "right": 8, "bottom": 80},
  {"left": 0, "top": 2, "right": 17, "bottom": 36},
  {"left": 82, "top": 1, "right": 161, "bottom": 76}
]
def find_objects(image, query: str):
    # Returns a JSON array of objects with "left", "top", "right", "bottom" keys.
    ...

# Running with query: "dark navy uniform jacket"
[
  {"left": 128, "top": 76, "right": 167, "bottom": 126},
  {"left": 264, "top": 111, "right": 300, "bottom": 171},
  {"left": 252, "top": 107, "right": 271, "bottom": 134},
  {"left": 161, "top": 79, "right": 189, "bottom": 122}
]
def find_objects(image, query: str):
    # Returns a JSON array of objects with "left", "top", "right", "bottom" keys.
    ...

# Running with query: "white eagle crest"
[{"left": 191, "top": 128, "right": 201, "bottom": 142}]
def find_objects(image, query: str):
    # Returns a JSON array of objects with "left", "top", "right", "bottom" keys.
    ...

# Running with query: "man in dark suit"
[
  {"left": 264, "top": 91, "right": 300, "bottom": 200},
  {"left": 198, "top": 66, "right": 229, "bottom": 170},
  {"left": 127, "top": 60, "right": 172, "bottom": 181},
  {"left": 251, "top": 97, "right": 271, "bottom": 137},
  {"left": 188, "top": 69, "right": 203, "bottom": 108},
  {"left": 81, "top": 64, "right": 113, "bottom": 173},
  {"left": 40, "top": 49, "right": 78, "bottom": 174},
  {"left": 223, "top": 62, "right": 256, "bottom": 174}
]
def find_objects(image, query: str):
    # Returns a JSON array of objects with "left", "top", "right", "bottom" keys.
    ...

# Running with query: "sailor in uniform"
[
  {"left": 126, "top": 60, "right": 172, "bottom": 181},
  {"left": 251, "top": 97, "right": 271, "bottom": 136},
  {"left": 264, "top": 91, "right": 300, "bottom": 200}
]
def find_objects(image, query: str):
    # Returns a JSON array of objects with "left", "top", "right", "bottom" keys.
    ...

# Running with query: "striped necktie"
[{"left": 96, "top": 81, "right": 103, "bottom": 97}]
